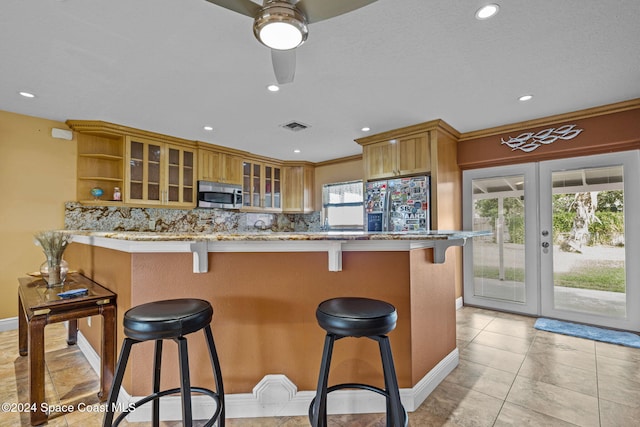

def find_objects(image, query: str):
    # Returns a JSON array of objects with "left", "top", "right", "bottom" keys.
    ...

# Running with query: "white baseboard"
[
  {"left": 456, "top": 296, "right": 463, "bottom": 310},
  {"left": 76, "top": 327, "right": 458, "bottom": 422},
  {"left": 0, "top": 317, "right": 18, "bottom": 332}
]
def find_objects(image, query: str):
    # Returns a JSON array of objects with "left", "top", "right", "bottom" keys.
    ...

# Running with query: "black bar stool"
[
  {"left": 103, "top": 298, "right": 224, "bottom": 427},
  {"left": 309, "top": 297, "right": 407, "bottom": 427}
]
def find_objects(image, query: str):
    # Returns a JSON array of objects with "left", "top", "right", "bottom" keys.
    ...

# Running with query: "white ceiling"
[{"left": 2, "top": 0, "right": 639, "bottom": 163}]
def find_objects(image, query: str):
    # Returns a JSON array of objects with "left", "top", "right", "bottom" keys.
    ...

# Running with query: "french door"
[{"left": 463, "top": 151, "right": 640, "bottom": 331}]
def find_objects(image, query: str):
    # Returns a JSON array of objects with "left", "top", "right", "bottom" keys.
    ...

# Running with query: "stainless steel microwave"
[{"left": 197, "top": 181, "right": 243, "bottom": 209}]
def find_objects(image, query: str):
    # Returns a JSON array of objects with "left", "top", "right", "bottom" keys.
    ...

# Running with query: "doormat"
[{"left": 534, "top": 318, "right": 640, "bottom": 349}]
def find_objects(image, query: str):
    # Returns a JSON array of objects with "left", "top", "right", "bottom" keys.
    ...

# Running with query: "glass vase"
[{"left": 40, "top": 258, "right": 69, "bottom": 287}]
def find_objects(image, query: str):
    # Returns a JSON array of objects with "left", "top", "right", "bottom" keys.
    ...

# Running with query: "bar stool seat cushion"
[
  {"left": 123, "top": 298, "right": 213, "bottom": 341},
  {"left": 316, "top": 297, "right": 397, "bottom": 337}
]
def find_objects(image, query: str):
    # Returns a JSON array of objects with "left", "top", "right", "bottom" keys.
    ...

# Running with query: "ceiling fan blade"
[
  {"left": 271, "top": 49, "right": 296, "bottom": 84},
  {"left": 296, "top": 0, "right": 377, "bottom": 23},
  {"left": 204, "top": 0, "right": 261, "bottom": 18}
]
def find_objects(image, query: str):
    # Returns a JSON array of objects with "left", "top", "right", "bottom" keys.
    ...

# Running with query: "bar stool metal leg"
[
  {"left": 204, "top": 324, "right": 225, "bottom": 426},
  {"left": 103, "top": 338, "right": 135, "bottom": 427},
  {"left": 377, "top": 336, "right": 406, "bottom": 426},
  {"left": 152, "top": 340, "right": 162, "bottom": 427},
  {"left": 177, "top": 336, "right": 193, "bottom": 427},
  {"left": 310, "top": 333, "right": 335, "bottom": 427}
]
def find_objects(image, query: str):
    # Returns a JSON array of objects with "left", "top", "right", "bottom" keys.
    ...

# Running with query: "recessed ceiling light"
[
  {"left": 361, "top": 127, "right": 371, "bottom": 132},
  {"left": 19, "top": 91, "right": 35, "bottom": 98},
  {"left": 267, "top": 84, "right": 280, "bottom": 92},
  {"left": 293, "top": 149, "right": 301, "bottom": 153},
  {"left": 519, "top": 94, "right": 533, "bottom": 102},
  {"left": 475, "top": 4, "right": 499, "bottom": 20},
  {"left": 203, "top": 126, "right": 214, "bottom": 131}
]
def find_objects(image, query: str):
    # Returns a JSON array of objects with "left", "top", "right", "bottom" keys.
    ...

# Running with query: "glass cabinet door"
[
  {"left": 182, "top": 150, "right": 194, "bottom": 203},
  {"left": 243, "top": 161, "right": 263, "bottom": 208},
  {"left": 252, "top": 163, "right": 261, "bottom": 207},
  {"left": 127, "top": 138, "right": 195, "bottom": 206},
  {"left": 242, "top": 160, "right": 282, "bottom": 210},
  {"left": 129, "top": 141, "right": 144, "bottom": 200},
  {"left": 243, "top": 162, "right": 251, "bottom": 207},
  {"left": 147, "top": 143, "right": 161, "bottom": 203},
  {"left": 264, "top": 166, "right": 281, "bottom": 209},
  {"left": 128, "top": 139, "right": 161, "bottom": 203},
  {"left": 265, "top": 166, "right": 273, "bottom": 208},
  {"left": 167, "top": 146, "right": 194, "bottom": 204}
]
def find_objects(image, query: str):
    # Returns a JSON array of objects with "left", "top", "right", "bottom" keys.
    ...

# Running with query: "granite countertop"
[{"left": 68, "top": 230, "right": 487, "bottom": 242}]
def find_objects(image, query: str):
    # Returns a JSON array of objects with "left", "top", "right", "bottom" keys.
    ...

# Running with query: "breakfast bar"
[{"left": 64, "top": 230, "right": 482, "bottom": 421}]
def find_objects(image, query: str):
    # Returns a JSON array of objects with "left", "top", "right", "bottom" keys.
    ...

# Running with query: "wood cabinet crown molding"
[
  {"left": 355, "top": 119, "right": 460, "bottom": 147},
  {"left": 314, "top": 154, "right": 362, "bottom": 167},
  {"left": 67, "top": 120, "right": 194, "bottom": 147}
]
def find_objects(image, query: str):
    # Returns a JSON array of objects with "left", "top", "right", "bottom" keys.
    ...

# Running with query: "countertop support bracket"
[
  {"left": 191, "top": 241, "right": 208, "bottom": 273},
  {"left": 432, "top": 238, "right": 466, "bottom": 264},
  {"left": 327, "top": 242, "right": 344, "bottom": 272}
]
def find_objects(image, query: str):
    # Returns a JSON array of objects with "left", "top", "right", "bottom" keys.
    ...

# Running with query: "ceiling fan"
[{"left": 205, "top": 0, "right": 377, "bottom": 84}]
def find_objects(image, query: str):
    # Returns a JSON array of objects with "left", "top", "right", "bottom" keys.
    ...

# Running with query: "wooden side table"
[{"left": 18, "top": 273, "right": 116, "bottom": 426}]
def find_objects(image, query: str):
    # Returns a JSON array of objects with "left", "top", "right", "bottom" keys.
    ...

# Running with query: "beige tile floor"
[{"left": 2, "top": 306, "right": 640, "bottom": 426}]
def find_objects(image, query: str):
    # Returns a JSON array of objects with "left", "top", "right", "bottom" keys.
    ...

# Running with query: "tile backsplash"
[{"left": 64, "top": 202, "right": 321, "bottom": 233}]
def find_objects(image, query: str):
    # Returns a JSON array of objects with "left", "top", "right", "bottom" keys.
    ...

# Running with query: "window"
[{"left": 322, "top": 180, "right": 364, "bottom": 230}]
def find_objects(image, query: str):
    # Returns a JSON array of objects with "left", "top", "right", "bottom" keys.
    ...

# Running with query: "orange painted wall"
[{"left": 66, "top": 243, "right": 456, "bottom": 396}]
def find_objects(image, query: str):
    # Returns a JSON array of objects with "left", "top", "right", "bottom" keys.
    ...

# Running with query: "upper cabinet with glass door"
[
  {"left": 242, "top": 159, "right": 282, "bottom": 212},
  {"left": 126, "top": 136, "right": 195, "bottom": 207}
]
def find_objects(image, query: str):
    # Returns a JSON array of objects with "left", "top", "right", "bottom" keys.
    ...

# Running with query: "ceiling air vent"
[{"left": 281, "top": 121, "right": 310, "bottom": 132}]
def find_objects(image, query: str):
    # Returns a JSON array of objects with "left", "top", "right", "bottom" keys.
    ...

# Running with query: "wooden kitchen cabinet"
[
  {"left": 126, "top": 136, "right": 195, "bottom": 207},
  {"left": 360, "top": 133, "right": 430, "bottom": 180},
  {"left": 69, "top": 121, "right": 197, "bottom": 208},
  {"left": 198, "top": 147, "right": 243, "bottom": 185},
  {"left": 282, "top": 163, "right": 315, "bottom": 213},
  {"left": 242, "top": 159, "right": 282, "bottom": 211},
  {"left": 68, "top": 120, "right": 126, "bottom": 205},
  {"left": 75, "top": 133, "right": 125, "bottom": 204}
]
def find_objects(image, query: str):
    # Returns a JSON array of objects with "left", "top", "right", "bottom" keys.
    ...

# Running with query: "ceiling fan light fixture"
[{"left": 253, "top": 1, "right": 308, "bottom": 50}]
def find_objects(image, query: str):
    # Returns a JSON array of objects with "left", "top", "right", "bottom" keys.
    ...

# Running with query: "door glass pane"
[
  {"left": 130, "top": 160, "right": 143, "bottom": 182},
  {"left": 551, "top": 165, "right": 626, "bottom": 318},
  {"left": 130, "top": 141, "right": 143, "bottom": 160},
  {"left": 471, "top": 175, "right": 526, "bottom": 303},
  {"left": 183, "top": 186, "right": 193, "bottom": 203},
  {"left": 183, "top": 151, "right": 193, "bottom": 188},
  {"left": 148, "top": 183, "right": 160, "bottom": 201},
  {"left": 168, "top": 185, "right": 179, "bottom": 202},
  {"left": 149, "top": 144, "right": 161, "bottom": 163},
  {"left": 243, "top": 162, "right": 251, "bottom": 206},
  {"left": 168, "top": 148, "right": 179, "bottom": 166},
  {"left": 274, "top": 176, "right": 281, "bottom": 209},
  {"left": 168, "top": 148, "right": 179, "bottom": 187},
  {"left": 265, "top": 166, "right": 272, "bottom": 208},
  {"left": 130, "top": 182, "right": 142, "bottom": 200}
]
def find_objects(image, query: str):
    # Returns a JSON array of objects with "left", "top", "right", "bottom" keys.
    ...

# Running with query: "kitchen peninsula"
[{"left": 65, "top": 230, "right": 483, "bottom": 420}]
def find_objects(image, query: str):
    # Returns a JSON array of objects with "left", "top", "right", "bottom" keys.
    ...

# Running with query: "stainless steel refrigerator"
[{"left": 365, "top": 176, "right": 431, "bottom": 232}]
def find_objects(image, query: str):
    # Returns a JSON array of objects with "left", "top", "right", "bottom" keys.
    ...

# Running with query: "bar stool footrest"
[
  {"left": 112, "top": 386, "right": 222, "bottom": 427},
  {"left": 308, "top": 383, "right": 408, "bottom": 427}
]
